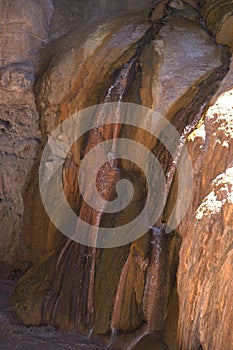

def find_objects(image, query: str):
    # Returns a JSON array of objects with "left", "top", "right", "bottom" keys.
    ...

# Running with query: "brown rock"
[
  {"left": 0, "top": 0, "right": 53, "bottom": 65},
  {"left": 201, "top": 0, "right": 233, "bottom": 51},
  {"left": 132, "top": 332, "right": 169, "bottom": 350},
  {"left": 2, "top": 2, "right": 231, "bottom": 349},
  {"left": 0, "top": 0, "right": 52, "bottom": 275},
  {"left": 11, "top": 12, "right": 151, "bottom": 332},
  {"left": 177, "top": 59, "right": 233, "bottom": 350},
  {"left": 49, "top": 0, "right": 154, "bottom": 40},
  {"left": 0, "top": 63, "right": 42, "bottom": 275},
  {"left": 140, "top": 16, "right": 222, "bottom": 119}
]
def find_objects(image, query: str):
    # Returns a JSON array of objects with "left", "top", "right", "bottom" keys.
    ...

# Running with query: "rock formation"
[
  {"left": 0, "top": 0, "right": 53, "bottom": 276},
  {"left": 0, "top": 0, "right": 232, "bottom": 349},
  {"left": 176, "top": 58, "right": 233, "bottom": 350}
]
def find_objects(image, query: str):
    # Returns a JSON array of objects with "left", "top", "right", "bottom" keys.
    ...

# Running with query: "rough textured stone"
[
  {"left": 1, "top": 1, "right": 233, "bottom": 349},
  {"left": 11, "top": 7, "right": 229, "bottom": 347},
  {"left": 11, "top": 12, "right": 152, "bottom": 333},
  {"left": 0, "top": 0, "right": 53, "bottom": 276},
  {"left": 140, "top": 15, "right": 222, "bottom": 118},
  {"left": 49, "top": 0, "right": 154, "bottom": 40},
  {"left": 133, "top": 333, "right": 169, "bottom": 350},
  {"left": 202, "top": 0, "right": 233, "bottom": 51},
  {"left": 0, "top": 0, "right": 53, "bottom": 65},
  {"left": 36, "top": 13, "right": 150, "bottom": 135},
  {"left": 0, "top": 280, "right": 103, "bottom": 349},
  {"left": 0, "top": 63, "right": 41, "bottom": 276},
  {"left": 177, "top": 59, "right": 233, "bottom": 350}
]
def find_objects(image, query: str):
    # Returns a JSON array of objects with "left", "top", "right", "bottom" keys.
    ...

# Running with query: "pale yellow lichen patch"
[
  {"left": 188, "top": 121, "right": 206, "bottom": 142},
  {"left": 196, "top": 191, "right": 223, "bottom": 220},
  {"left": 207, "top": 89, "right": 233, "bottom": 138},
  {"left": 195, "top": 167, "right": 233, "bottom": 220}
]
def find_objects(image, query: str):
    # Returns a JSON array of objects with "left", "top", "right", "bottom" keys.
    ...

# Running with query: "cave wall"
[
  {"left": 0, "top": 0, "right": 53, "bottom": 277},
  {"left": 0, "top": 1, "right": 233, "bottom": 349},
  {"left": 176, "top": 36, "right": 233, "bottom": 350},
  {"left": 201, "top": 0, "right": 233, "bottom": 50},
  {"left": 176, "top": 1, "right": 233, "bottom": 349}
]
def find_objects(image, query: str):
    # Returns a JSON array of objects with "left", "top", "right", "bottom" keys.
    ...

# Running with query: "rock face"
[
  {"left": 0, "top": 280, "right": 103, "bottom": 350},
  {"left": 0, "top": 0, "right": 53, "bottom": 65},
  {"left": 202, "top": 0, "right": 233, "bottom": 51},
  {"left": 0, "top": 63, "right": 40, "bottom": 277},
  {"left": 0, "top": 1, "right": 232, "bottom": 350},
  {"left": 140, "top": 15, "right": 222, "bottom": 118},
  {"left": 177, "top": 59, "right": 233, "bottom": 350},
  {"left": 132, "top": 332, "right": 169, "bottom": 350},
  {"left": 49, "top": 0, "right": 154, "bottom": 40},
  {"left": 12, "top": 11, "right": 153, "bottom": 333},
  {"left": 0, "top": 0, "right": 53, "bottom": 277}
]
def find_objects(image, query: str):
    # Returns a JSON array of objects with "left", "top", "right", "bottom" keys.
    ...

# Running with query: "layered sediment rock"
[{"left": 202, "top": 0, "right": 233, "bottom": 50}]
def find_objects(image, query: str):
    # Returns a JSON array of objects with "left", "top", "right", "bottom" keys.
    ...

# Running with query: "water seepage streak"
[{"left": 143, "top": 226, "right": 168, "bottom": 331}]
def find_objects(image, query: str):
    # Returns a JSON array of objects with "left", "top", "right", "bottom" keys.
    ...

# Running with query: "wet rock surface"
[
  {"left": 0, "top": 1, "right": 232, "bottom": 349},
  {"left": 12, "top": 2, "right": 230, "bottom": 344}
]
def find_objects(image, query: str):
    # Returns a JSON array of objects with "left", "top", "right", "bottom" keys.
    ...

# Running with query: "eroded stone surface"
[
  {"left": 0, "top": 0, "right": 53, "bottom": 65},
  {"left": 0, "top": 63, "right": 42, "bottom": 276},
  {"left": 0, "top": 280, "right": 103, "bottom": 350},
  {"left": 36, "top": 12, "right": 150, "bottom": 138},
  {"left": 0, "top": 0, "right": 53, "bottom": 276},
  {"left": 202, "top": 0, "right": 233, "bottom": 51},
  {"left": 1, "top": 1, "right": 232, "bottom": 349},
  {"left": 11, "top": 8, "right": 229, "bottom": 344},
  {"left": 177, "top": 59, "right": 233, "bottom": 350},
  {"left": 11, "top": 12, "right": 152, "bottom": 334},
  {"left": 140, "top": 16, "right": 222, "bottom": 118},
  {"left": 49, "top": 0, "right": 154, "bottom": 40}
]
